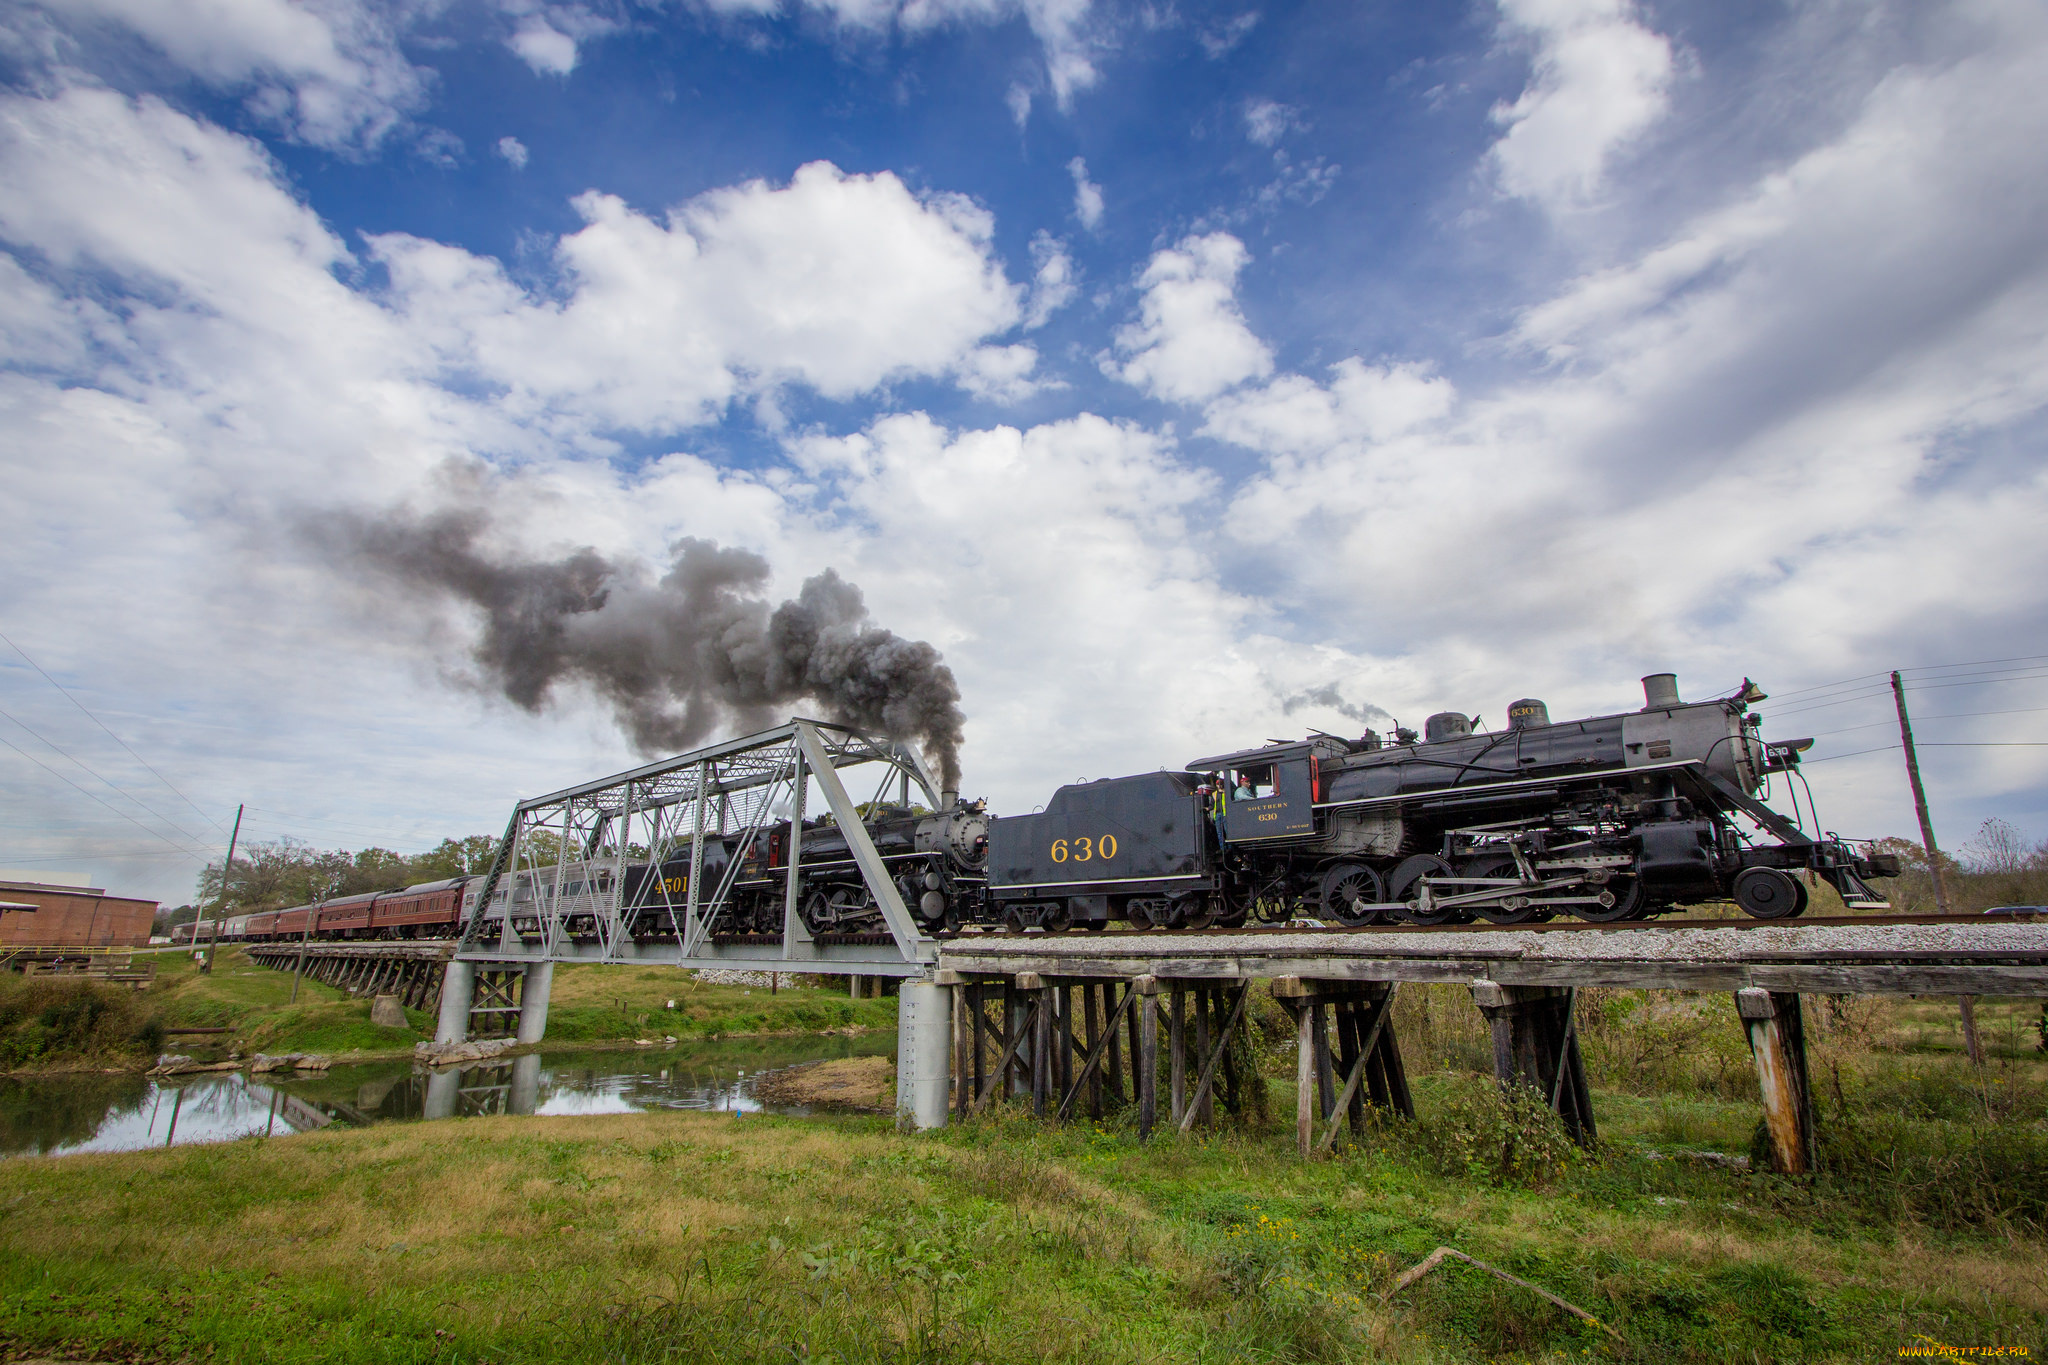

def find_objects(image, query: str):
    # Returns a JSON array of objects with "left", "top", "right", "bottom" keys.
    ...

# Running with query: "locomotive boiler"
[{"left": 986, "top": 673, "right": 1896, "bottom": 929}]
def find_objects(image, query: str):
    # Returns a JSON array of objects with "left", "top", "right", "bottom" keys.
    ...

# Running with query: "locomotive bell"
[
  {"left": 1424, "top": 711, "right": 1473, "bottom": 743},
  {"left": 1507, "top": 698, "right": 1549, "bottom": 730}
]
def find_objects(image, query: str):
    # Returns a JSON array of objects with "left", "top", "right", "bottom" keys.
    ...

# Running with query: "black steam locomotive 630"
[{"left": 983, "top": 673, "right": 1896, "bottom": 929}]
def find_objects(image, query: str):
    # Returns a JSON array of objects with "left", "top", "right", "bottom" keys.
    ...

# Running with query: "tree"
[
  {"left": 191, "top": 832, "right": 512, "bottom": 911},
  {"left": 409, "top": 835, "right": 503, "bottom": 882},
  {"left": 336, "top": 847, "right": 412, "bottom": 897},
  {"left": 1960, "top": 818, "right": 2048, "bottom": 907}
]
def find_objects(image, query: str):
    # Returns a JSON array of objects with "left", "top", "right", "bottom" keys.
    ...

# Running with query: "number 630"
[{"left": 1050, "top": 835, "right": 1119, "bottom": 862}]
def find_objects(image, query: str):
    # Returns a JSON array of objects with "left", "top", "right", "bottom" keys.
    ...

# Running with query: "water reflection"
[{"left": 0, "top": 1034, "right": 893, "bottom": 1159}]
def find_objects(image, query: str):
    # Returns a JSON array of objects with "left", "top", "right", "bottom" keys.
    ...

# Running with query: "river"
[{"left": 0, "top": 1033, "right": 896, "bottom": 1159}]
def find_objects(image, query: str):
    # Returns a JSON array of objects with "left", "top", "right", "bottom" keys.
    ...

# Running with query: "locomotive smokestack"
[
  {"left": 941, "top": 787, "right": 959, "bottom": 810},
  {"left": 1642, "top": 673, "right": 1681, "bottom": 710}
]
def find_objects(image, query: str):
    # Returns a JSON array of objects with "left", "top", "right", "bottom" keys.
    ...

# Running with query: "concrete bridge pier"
[
  {"left": 508, "top": 1052, "right": 543, "bottom": 1115},
  {"left": 896, "top": 977, "right": 952, "bottom": 1131},
  {"left": 516, "top": 962, "right": 554, "bottom": 1044},
  {"left": 423, "top": 1066, "right": 461, "bottom": 1121},
  {"left": 434, "top": 960, "right": 477, "bottom": 1045}
]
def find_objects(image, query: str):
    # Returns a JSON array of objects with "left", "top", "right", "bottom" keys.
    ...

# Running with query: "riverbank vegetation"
[
  {"left": 1, "top": 953, "right": 897, "bottom": 1074},
  {"left": 2, "top": 981, "right": 2043, "bottom": 1361}
]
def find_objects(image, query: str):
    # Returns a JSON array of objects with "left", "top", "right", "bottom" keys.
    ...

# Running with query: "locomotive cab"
[{"left": 1186, "top": 740, "right": 1332, "bottom": 844}]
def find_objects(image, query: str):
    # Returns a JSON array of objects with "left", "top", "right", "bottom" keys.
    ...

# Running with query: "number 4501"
[{"left": 1050, "top": 835, "right": 1119, "bottom": 862}]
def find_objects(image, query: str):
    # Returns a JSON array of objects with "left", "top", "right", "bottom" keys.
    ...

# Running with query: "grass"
[
  {"left": 543, "top": 963, "right": 900, "bottom": 1043},
  {"left": 2, "top": 980, "right": 2043, "bottom": 1361},
  {"left": 2, "top": 1083, "right": 2044, "bottom": 1364}
]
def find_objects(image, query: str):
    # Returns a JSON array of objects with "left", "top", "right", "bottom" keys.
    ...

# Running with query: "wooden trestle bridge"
[
  {"left": 243, "top": 911, "right": 2048, "bottom": 1178},
  {"left": 227, "top": 718, "right": 2048, "bottom": 1175}
]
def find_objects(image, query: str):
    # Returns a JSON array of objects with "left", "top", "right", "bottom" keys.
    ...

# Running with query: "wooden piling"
[
  {"left": 1294, "top": 993, "right": 1315, "bottom": 1156},
  {"left": 1169, "top": 985, "right": 1186, "bottom": 1126},
  {"left": 1736, "top": 987, "right": 1815, "bottom": 1175},
  {"left": 1134, "top": 974, "right": 1159, "bottom": 1139},
  {"left": 1022, "top": 973, "right": 1048, "bottom": 1116},
  {"left": 1469, "top": 982, "right": 1595, "bottom": 1146}
]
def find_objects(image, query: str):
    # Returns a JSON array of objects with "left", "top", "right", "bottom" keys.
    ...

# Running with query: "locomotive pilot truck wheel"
[{"left": 1733, "top": 866, "right": 1809, "bottom": 919}]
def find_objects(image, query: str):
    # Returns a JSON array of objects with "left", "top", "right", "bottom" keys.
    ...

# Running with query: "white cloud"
[
  {"left": 1107, "top": 232, "right": 1271, "bottom": 404},
  {"left": 6, "top": 0, "right": 2048, "bottom": 900},
  {"left": 1067, "top": 156, "right": 1103, "bottom": 228},
  {"left": 373, "top": 161, "right": 1024, "bottom": 431},
  {"left": 1197, "top": 11, "right": 1257, "bottom": 59},
  {"left": 1023, "top": 230, "right": 1076, "bottom": 328},
  {"left": 509, "top": 16, "right": 579, "bottom": 74},
  {"left": 1242, "top": 96, "right": 1295, "bottom": 146},
  {"left": 495, "top": 134, "right": 529, "bottom": 168},
  {"left": 1201, "top": 359, "right": 1454, "bottom": 456},
  {"left": 1486, "top": 0, "right": 1674, "bottom": 210},
  {"left": 801, "top": 0, "right": 1100, "bottom": 109},
  {"left": 34, "top": 0, "right": 430, "bottom": 150},
  {"left": 954, "top": 343, "right": 1042, "bottom": 402}
]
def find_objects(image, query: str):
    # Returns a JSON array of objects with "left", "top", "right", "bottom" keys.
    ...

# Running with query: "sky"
[{"left": 1, "top": 0, "right": 2046, "bottom": 906}]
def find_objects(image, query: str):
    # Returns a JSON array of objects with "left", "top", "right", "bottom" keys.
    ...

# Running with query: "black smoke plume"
[
  {"left": 327, "top": 507, "right": 966, "bottom": 790},
  {"left": 1282, "top": 684, "right": 1390, "bottom": 728}
]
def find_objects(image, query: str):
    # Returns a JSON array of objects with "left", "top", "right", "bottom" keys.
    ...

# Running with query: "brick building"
[{"left": 0, "top": 875, "right": 158, "bottom": 949}]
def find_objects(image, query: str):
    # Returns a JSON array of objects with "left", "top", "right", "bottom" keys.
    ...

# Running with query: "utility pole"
[
  {"left": 199, "top": 804, "right": 243, "bottom": 975},
  {"left": 291, "top": 878, "right": 333, "bottom": 1005},
  {"left": 1891, "top": 672, "right": 1982, "bottom": 1065}
]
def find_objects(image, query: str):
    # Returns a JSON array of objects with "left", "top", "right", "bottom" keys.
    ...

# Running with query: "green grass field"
[
  {"left": 1, "top": 982, "right": 2044, "bottom": 1362},
  {"left": 1, "top": 1078, "right": 2043, "bottom": 1364}
]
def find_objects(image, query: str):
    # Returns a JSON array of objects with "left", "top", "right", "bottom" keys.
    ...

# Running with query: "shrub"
[
  {"left": 0, "top": 978, "right": 150, "bottom": 1067},
  {"left": 1393, "top": 1076, "right": 1583, "bottom": 1187}
]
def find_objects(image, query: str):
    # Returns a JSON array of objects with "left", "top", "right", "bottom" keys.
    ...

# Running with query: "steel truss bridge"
[{"left": 457, "top": 718, "right": 943, "bottom": 976}]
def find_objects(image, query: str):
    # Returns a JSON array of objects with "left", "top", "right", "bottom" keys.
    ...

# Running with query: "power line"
[
  {"left": 1747, "top": 654, "right": 2048, "bottom": 717},
  {"left": 0, "top": 733, "right": 219, "bottom": 861},
  {"left": 0, "top": 700, "right": 217, "bottom": 849},
  {"left": 1768, "top": 671, "right": 2048, "bottom": 721},
  {"left": 1802, "top": 704, "right": 2048, "bottom": 740},
  {"left": 0, "top": 630, "right": 231, "bottom": 836},
  {"left": 1801, "top": 739, "right": 2048, "bottom": 764},
  {"left": 1901, "top": 652, "right": 2048, "bottom": 676},
  {"left": 1801, "top": 744, "right": 1901, "bottom": 764}
]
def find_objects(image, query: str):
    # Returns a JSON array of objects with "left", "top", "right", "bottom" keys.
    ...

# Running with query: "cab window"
[{"left": 1231, "top": 766, "right": 1276, "bottom": 798}]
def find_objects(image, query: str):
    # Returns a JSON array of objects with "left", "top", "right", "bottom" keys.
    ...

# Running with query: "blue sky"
[{"left": 2, "top": 0, "right": 2046, "bottom": 903}]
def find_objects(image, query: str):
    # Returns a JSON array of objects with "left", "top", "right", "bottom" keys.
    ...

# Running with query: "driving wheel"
[
  {"left": 1319, "top": 862, "right": 1386, "bottom": 927},
  {"left": 1388, "top": 854, "right": 1462, "bottom": 925},
  {"left": 1571, "top": 869, "right": 1647, "bottom": 922},
  {"left": 1462, "top": 853, "right": 1542, "bottom": 925}
]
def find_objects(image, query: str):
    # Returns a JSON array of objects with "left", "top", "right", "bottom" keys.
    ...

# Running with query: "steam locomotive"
[{"left": 982, "top": 673, "right": 1897, "bottom": 929}]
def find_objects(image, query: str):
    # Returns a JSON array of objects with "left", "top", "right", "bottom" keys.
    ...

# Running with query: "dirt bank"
[{"left": 749, "top": 1055, "right": 894, "bottom": 1111}]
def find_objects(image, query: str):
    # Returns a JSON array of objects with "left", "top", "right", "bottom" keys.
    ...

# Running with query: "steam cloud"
[
  {"left": 328, "top": 507, "right": 966, "bottom": 791},
  {"left": 1282, "top": 684, "right": 1390, "bottom": 728}
]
